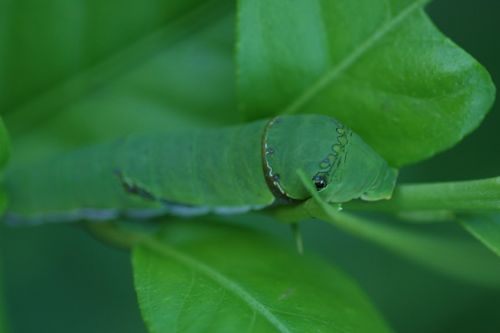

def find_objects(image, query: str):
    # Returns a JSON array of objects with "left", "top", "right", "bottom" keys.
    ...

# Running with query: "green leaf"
[
  {"left": 133, "top": 220, "right": 391, "bottom": 333},
  {"left": 461, "top": 214, "right": 500, "bottom": 258},
  {"left": 1, "top": 0, "right": 219, "bottom": 120},
  {"left": 237, "top": 0, "right": 495, "bottom": 166},
  {"left": 4, "top": 2, "right": 237, "bottom": 166}
]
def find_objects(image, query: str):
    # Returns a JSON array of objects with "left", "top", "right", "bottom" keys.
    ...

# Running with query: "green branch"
[{"left": 343, "top": 176, "right": 500, "bottom": 214}]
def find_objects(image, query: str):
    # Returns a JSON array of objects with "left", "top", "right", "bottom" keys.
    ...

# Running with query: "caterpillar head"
[{"left": 263, "top": 115, "right": 397, "bottom": 203}]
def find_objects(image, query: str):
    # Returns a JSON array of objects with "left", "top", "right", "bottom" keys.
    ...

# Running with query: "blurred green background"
[{"left": 1, "top": 0, "right": 499, "bottom": 332}]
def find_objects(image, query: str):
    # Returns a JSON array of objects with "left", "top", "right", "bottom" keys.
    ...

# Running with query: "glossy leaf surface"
[
  {"left": 238, "top": 0, "right": 495, "bottom": 166},
  {"left": 133, "top": 221, "right": 391, "bottom": 333}
]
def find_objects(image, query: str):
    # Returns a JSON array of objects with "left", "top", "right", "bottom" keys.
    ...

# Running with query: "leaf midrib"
[
  {"left": 281, "top": 0, "right": 431, "bottom": 115},
  {"left": 142, "top": 238, "right": 292, "bottom": 333}
]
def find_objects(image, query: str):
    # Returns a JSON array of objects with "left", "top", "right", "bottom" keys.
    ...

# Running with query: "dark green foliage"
[{"left": 1, "top": 0, "right": 500, "bottom": 332}]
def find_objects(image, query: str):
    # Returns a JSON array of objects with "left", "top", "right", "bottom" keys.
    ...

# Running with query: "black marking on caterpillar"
[
  {"left": 261, "top": 117, "right": 289, "bottom": 201},
  {"left": 115, "top": 169, "right": 156, "bottom": 201},
  {"left": 312, "top": 123, "right": 351, "bottom": 190},
  {"left": 261, "top": 117, "right": 302, "bottom": 204}
]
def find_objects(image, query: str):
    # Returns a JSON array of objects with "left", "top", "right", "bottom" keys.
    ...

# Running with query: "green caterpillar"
[{"left": 4, "top": 114, "right": 397, "bottom": 224}]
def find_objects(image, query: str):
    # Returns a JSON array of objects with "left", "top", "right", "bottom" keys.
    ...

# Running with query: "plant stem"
[
  {"left": 343, "top": 176, "right": 500, "bottom": 213},
  {"left": 306, "top": 201, "right": 500, "bottom": 287}
]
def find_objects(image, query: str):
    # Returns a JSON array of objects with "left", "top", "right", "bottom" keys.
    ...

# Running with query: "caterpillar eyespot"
[
  {"left": 312, "top": 175, "right": 328, "bottom": 191},
  {"left": 4, "top": 114, "right": 398, "bottom": 224}
]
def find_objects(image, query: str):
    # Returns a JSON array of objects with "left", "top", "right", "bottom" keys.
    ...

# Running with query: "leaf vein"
[
  {"left": 173, "top": 270, "right": 196, "bottom": 332},
  {"left": 282, "top": 0, "right": 431, "bottom": 115},
  {"left": 143, "top": 239, "right": 293, "bottom": 333}
]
